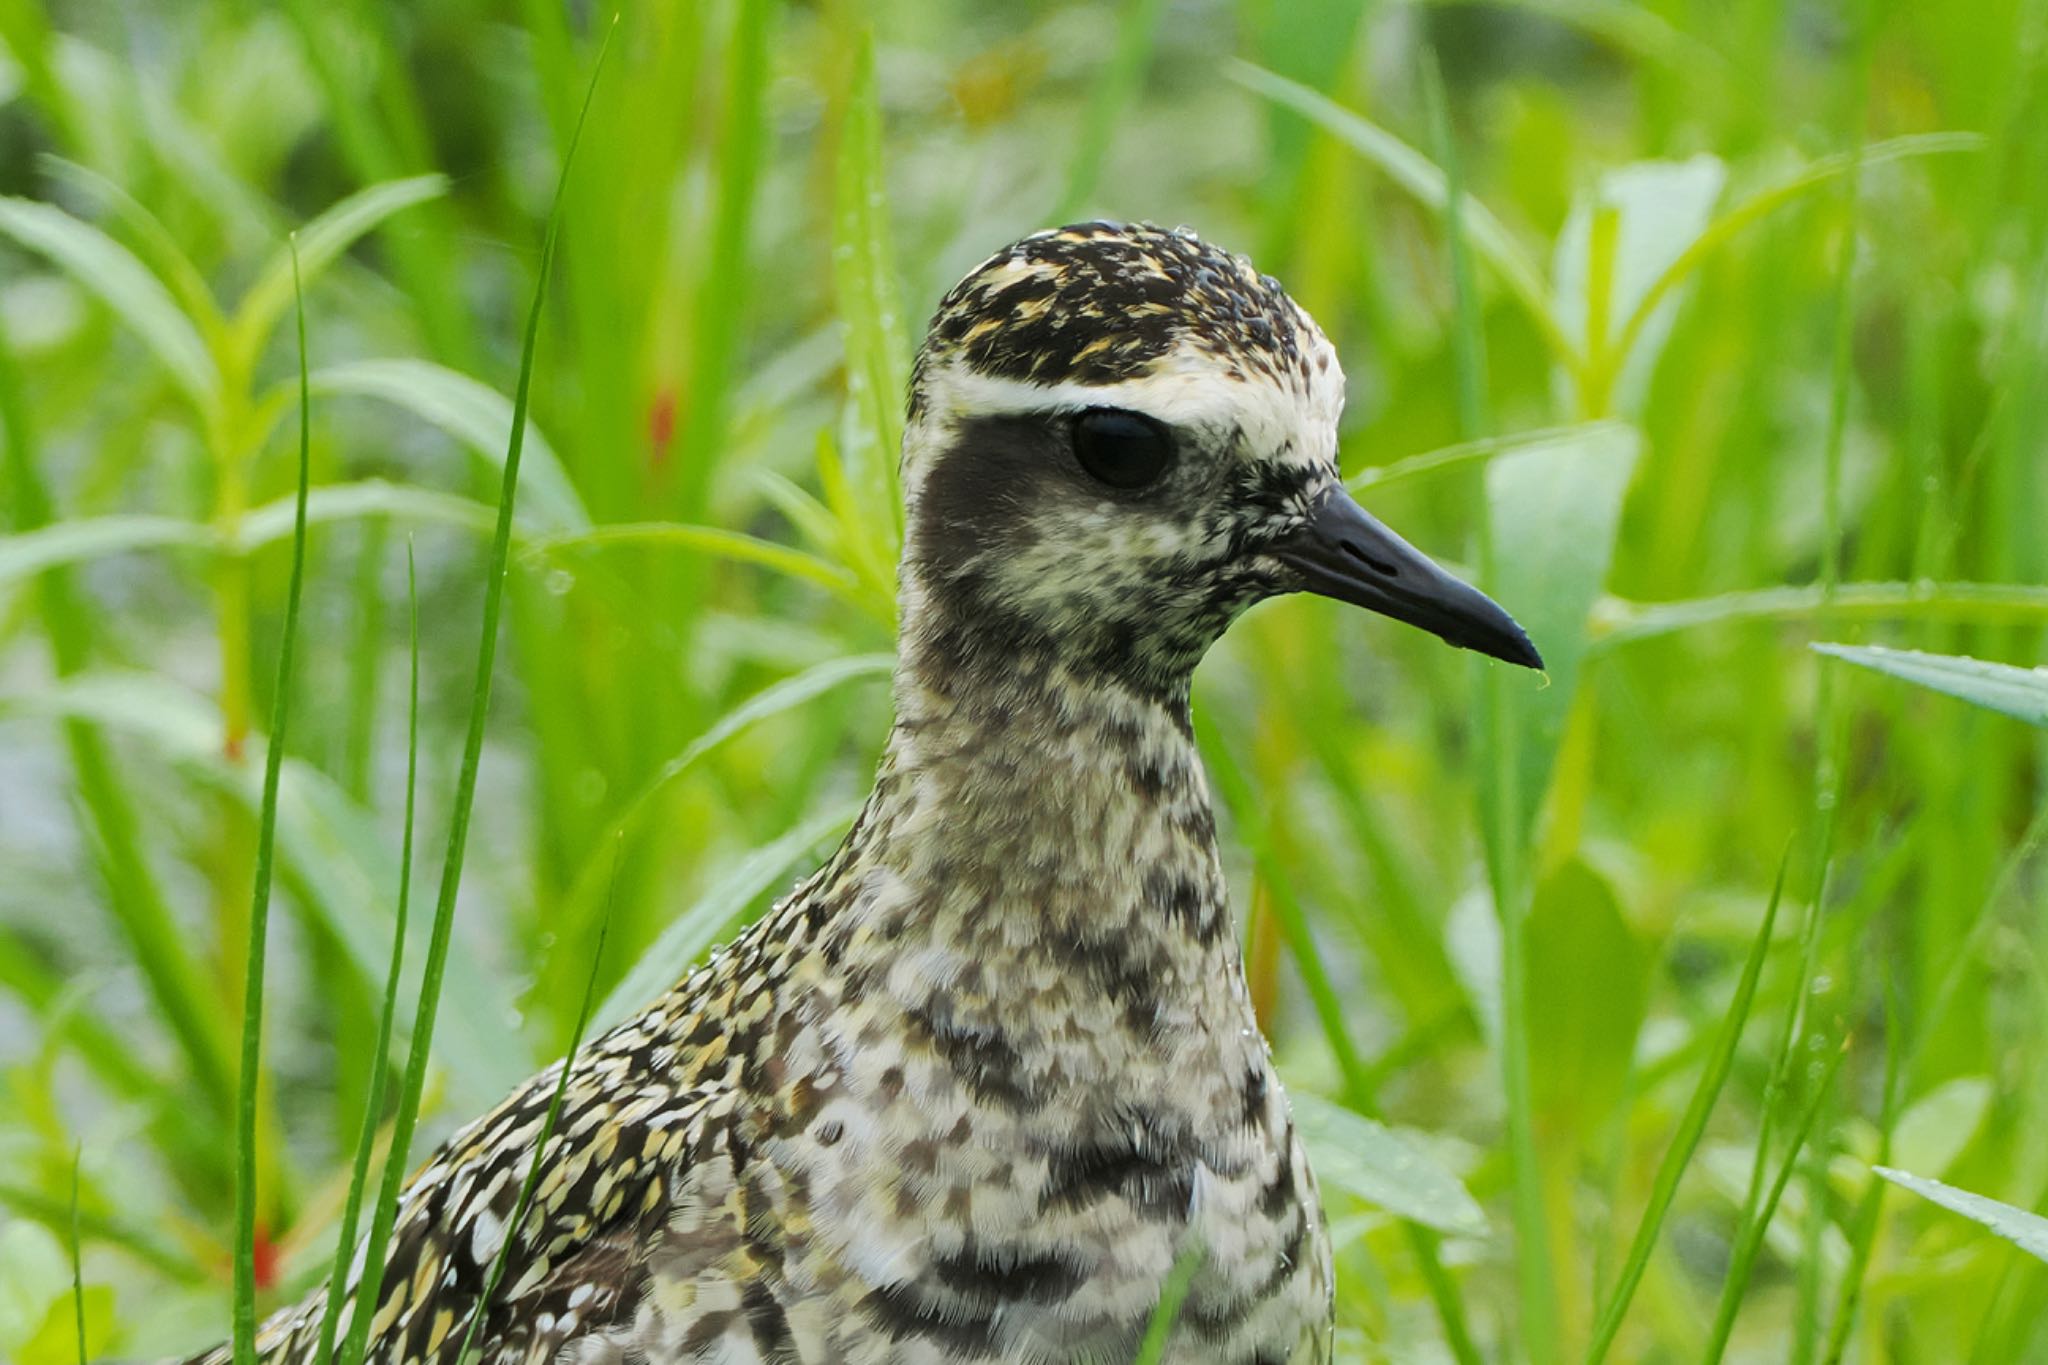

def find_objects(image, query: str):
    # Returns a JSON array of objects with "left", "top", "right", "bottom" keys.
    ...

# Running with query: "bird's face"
[{"left": 900, "top": 223, "right": 1540, "bottom": 693}]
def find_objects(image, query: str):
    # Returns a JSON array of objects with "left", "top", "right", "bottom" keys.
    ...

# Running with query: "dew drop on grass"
[{"left": 546, "top": 568, "right": 575, "bottom": 596}]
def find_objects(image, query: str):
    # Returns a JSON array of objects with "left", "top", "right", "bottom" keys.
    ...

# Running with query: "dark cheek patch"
[{"left": 911, "top": 414, "right": 1072, "bottom": 581}]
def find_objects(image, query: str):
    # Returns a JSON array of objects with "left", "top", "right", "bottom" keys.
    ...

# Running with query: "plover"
[{"left": 192, "top": 221, "right": 1539, "bottom": 1365}]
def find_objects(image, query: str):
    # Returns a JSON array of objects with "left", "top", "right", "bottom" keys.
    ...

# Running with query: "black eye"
[{"left": 1071, "top": 408, "right": 1174, "bottom": 490}]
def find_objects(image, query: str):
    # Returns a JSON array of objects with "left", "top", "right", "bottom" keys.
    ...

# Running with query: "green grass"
[{"left": 1, "top": 1, "right": 2046, "bottom": 1361}]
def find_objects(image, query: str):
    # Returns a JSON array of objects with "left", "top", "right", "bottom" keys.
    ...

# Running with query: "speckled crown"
[{"left": 910, "top": 222, "right": 1330, "bottom": 415}]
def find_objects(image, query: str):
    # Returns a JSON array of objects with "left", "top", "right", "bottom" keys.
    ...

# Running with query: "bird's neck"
[{"left": 813, "top": 622, "right": 1251, "bottom": 1052}]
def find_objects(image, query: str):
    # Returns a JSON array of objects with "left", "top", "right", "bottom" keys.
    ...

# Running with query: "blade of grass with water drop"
[
  {"left": 312, "top": 542, "right": 420, "bottom": 1365},
  {"left": 232, "top": 235, "right": 316, "bottom": 1365},
  {"left": 338, "top": 27, "right": 615, "bottom": 1365},
  {"left": 1585, "top": 851, "right": 1789, "bottom": 1364}
]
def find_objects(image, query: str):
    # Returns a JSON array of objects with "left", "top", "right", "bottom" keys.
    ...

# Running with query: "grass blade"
[
  {"left": 830, "top": 28, "right": 909, "bottom": 556},
  {"left": 1131, "top": 1242, "right": 1206, "bottom": 1365},
  {"left": 595, "top": 799, "right": 861, "bottom": 1028},
  {"left": 68, "top": 1147, "right": 84, "bottom": 1365},
  {"left": 310, "top": 359, "right": 588, "bottom": 531},
  {"left": 1424, "top": 43, "right": 1552, "bottom": 1365},
  {"left": 1585, "top": 851, "right": 1790, "bottom": 1364},
  {"left": 1873, "top": 1168, "right": 2048, "bottom": 1265},
  {"left": 1196, "top": 708, "right": 1483, "bottom": 1365},
  {"left": 311, "top": 542, "right": 421, "bottom": 1365},
  {"left": 0, "top": 196, "right": 219, "bottom": 419},
  {"left": 524, "top": 522, "right": 871, "bottom": 606},
  {"left": 1594, "top": 581, "right": 2048, "bottom": 644},
  {"left": 558, "top": 656, "right": 893, "bottom": 967},
  {"left": 1701, "top": 1039, "right": 1850, "bottom": 1364},
  {"left": 1227, "top": 60, "right": 1570, "bottom": 366},
  {"left": 232, "top": 234, "right": 316, "bottom": 1365},
  {"left": 0, "top": 309, "right": 236, "bottom": 1124},
  {"left": 0, "top": 515, "right": 215, "bottom": 588},
  {"left": 1822, "top": 977, "right": 1904, "bottom": 1365},
  {"left": 338, "top": 28, "right": 615, "bottom": 1362},
  {"left": 1813, "top": 644, "right": 2048, "bottom": 727},
  {"left": 232, "top": 176, "right": 449, "bottom": 366},
  {"left": 453, "top": 866, "right": 617, "bottom": 1363}
]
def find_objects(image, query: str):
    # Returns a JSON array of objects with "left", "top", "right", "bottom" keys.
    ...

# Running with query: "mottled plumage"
[{"left": 186, "top": 222, "right": 1539, "bottom": 1365}]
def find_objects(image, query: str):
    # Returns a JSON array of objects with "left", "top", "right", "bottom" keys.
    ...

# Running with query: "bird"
[{"left": 187, "top": 221, "right": 1540, "bottom": 1365}]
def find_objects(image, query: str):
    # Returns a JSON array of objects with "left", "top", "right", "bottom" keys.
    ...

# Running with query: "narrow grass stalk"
[
  {"left": 70, "top": 1146, "right": 85, "bottom": 1365},
  {"left": 1424, "top": 44, "right": 1554, "bottom": 1365},
  {"left": 1821, "top": 975, "right": 1903, "bottom": 1365},
  {"left": 1131, "top": 1242, "right": 1207, "bottom": 1365},
  {"left": 232, "top": 236, "right": 316, "bottom": 1365},
  {"left": 1585, "top": 852, "right": 1791, "bottom": 1364},
  {"left": 338, "top": 31, "right": 614, "bottom": 1364},
  {"left": 311, "top": 541, "right": 421, "bottom": 1365},
  {"left": 453, "top": 863, "right": 617, "bottom": 1363},
  {"left": 1701, "top": 1039, "right": 1851, "bottom": 1364}
]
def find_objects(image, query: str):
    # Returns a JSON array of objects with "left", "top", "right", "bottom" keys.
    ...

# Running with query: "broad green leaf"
[
  {"left": 1553, "top": 156, "right": 1724, "bottom": 414},
  {"left": 0, "top": 515, "right": 211, "bottom": 587},
  {"left": 233, "top": 176, "right": 447, "bottom": 359},
  {"left": 1227, "top": 61, "right": 1567, "bottom": 364},
  {"left": 0, "top": 197, "right": 218, "bottom": 416},
  {"left": 1876, "top": 1166, "right": 2048, "bottom": 1265},
  {"left": 1891, "top": 1077, "right": 1992, "bottom": 1180},
  {"left": 1290, "top": 1092, "right": 1488, "bottom": 1237},
  {"left": 312, "top": 359, "right": 589, "bottom": 531},
  {"left": 1486, "top": 422, "right": 1640, "bottom": 831},
  {"left": 595, "top": 801, "right": 859, "bottom": 1029},
  {"left": 1814, "top": 644, "right": 2048, "bottom": 727},
  {"left": 1526, "top": 858, "right": 1645, "bottom": 1127}
]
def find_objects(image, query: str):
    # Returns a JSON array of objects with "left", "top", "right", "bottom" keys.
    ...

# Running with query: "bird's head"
[{"left": 899, "top": 221, "right": 1541, "bottom": 699}]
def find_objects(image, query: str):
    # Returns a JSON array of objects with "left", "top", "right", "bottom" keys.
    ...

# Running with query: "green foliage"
[
  {"left": 1, "top": 1, "right": 2044, "bottom": 1361},
  {"left": 1875, "top": 1168, "right": 2048, "bottom": 1266},
  {"left": 1815, "top": 643, "right": 2048, "bottom": 726}
]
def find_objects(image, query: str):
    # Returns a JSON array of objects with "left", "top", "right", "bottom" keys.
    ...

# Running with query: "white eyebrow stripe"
[{"left": 922, "top": 350, "right": 1342, "bottom": 469}]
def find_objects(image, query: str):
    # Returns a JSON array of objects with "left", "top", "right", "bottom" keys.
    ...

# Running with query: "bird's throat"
[{"left": 810, "top": 642, "right": 1252, "bottom": 1078}]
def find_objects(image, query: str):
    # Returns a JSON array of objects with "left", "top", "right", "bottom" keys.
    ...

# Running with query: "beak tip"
[{"left": 1497, "top": 630, "right": 1544, "bottom": 672}]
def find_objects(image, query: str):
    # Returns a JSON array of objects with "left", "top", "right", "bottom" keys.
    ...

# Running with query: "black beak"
[{"left": 1272, "top": 486, "right": 1543, "bottom": 670}]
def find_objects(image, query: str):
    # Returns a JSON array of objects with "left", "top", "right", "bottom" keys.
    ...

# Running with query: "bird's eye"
[{"left": 1071, "top": 408, "right": 1174, "bottom": 490}]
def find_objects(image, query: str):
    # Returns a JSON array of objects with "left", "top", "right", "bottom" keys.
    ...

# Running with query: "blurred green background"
[{"left": 1, "top": 0, "right": 2045, "bottom": 1359}]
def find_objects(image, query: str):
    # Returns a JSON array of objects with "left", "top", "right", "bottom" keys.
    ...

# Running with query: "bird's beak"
[{"left": 1272, "top": 485, "right": 1544, "bottom": 670}]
